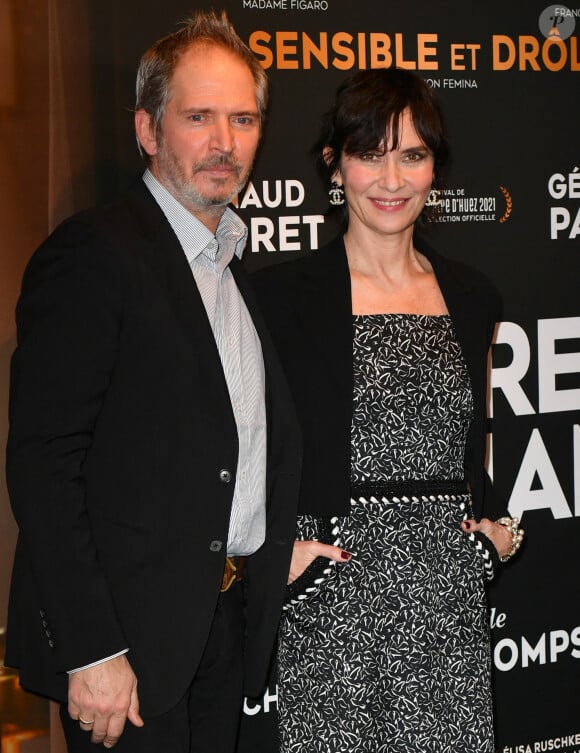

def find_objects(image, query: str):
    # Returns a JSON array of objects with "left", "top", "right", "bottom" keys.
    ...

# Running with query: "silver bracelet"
[{"left": 495, "top": 516, "right": 525, "bottom": 562}]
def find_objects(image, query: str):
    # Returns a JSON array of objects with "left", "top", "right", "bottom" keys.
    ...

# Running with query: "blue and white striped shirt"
[{"left": 143, "top": 170, "right": 267, "bottom": 557}]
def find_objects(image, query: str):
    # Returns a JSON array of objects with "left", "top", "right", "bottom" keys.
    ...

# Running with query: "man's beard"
[{"left": 156, "top": 140, "right": 250, "bottom": 212}]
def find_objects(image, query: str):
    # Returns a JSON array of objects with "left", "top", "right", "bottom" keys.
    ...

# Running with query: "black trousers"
[{"left": 60, "top": 583, "right": 244, "bottom": 753}]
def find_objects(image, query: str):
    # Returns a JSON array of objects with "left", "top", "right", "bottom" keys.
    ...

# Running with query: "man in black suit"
[{"left": 5, "top": 10, "right": 300, "bottom": 753}]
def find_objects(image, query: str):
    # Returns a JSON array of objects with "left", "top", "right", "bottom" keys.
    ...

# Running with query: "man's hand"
[
  {"left": 68, "top": 654, "right": 144, "bottom": 748},
  {"left": 288, "top": 540, "right": 351, "bottom": 584}
]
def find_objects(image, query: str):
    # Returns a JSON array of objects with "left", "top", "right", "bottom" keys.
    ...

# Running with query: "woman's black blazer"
[{"left": 254, "top": 235, "right": 506, "bottom": 521}]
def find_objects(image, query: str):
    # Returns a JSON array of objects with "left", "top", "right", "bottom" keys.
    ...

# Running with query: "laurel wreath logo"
[{"left": 499, "top": 186, "right": 512, "bottom": 223}]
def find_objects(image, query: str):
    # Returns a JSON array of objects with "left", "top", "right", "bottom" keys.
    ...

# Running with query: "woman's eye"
[
  {"left": 360, "top": 152, "right": 381, "bottom": 162},
  {"left": 404, "top": 150, "right": 428, "bottom": 162}
]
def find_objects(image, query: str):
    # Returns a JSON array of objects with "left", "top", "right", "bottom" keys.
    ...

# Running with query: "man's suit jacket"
[
  {"left": 253, "top": 235, "right": 506, "bottom": 522},
  {"left": 5, "top": 179, "right": 301, "bottom": 715}
]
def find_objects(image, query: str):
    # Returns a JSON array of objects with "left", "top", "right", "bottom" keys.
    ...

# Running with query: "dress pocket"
[
  {"left": 284, "top": 556, "right": 336, "bottom": 609},
  {"left": 284, "top": 516, "right": 342, "bottom": 610},
  {"left": 462, "top": 529, "right": 498, "bottom": 581}
]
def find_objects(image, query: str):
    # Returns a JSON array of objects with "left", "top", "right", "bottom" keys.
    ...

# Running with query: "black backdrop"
[
  {"left": 98, "top": 2, "right": 579, "bottom": 751},
  {"left": 5, "top": 2, "right": 580, "bottom": 752}
]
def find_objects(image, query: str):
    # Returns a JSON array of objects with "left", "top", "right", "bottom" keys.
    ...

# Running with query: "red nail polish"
[{"left": 341, "top": 550, "right": 351, "bottom": 560}]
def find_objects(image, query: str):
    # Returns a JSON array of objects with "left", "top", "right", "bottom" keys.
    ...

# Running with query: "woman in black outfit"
[{"left": 254, "top": 68, "right": 524, "bottom": 753}]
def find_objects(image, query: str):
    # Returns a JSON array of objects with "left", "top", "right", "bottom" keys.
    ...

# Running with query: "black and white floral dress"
[{"left": 277, "top": 314, "right": 496, "bottom": 753}]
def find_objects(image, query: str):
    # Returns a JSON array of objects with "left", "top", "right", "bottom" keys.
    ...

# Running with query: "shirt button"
[
  {"left": 209, "top": 540, "right": 223, "bottom": 552},
  {"left": 219, "top": 469, "right": 232, "bottom": 483}
]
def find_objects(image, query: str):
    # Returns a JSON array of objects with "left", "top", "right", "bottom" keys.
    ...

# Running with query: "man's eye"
[
  {"left": 234, "top": 116, "right": 255, "bottom": 126},
  {"left": 188, "top": 114, "right": 204, "bottom": 122}
]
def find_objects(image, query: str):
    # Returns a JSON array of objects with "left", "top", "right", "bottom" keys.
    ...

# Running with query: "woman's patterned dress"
[{"left": 277, "top": 314, "right": 495, "bottom": 753}]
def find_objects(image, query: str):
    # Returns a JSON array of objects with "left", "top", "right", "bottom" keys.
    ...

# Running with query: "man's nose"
[{"left": 209, "top": 117, "right": 234, "bottom": 152}]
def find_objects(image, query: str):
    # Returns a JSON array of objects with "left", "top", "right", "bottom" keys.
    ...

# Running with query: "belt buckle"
[{"left": 221, "top": 557, "right": 238, "bottom": 593}]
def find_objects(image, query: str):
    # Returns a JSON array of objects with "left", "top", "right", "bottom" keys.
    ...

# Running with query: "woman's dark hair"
[{"left": 314, "top": 67, "right": 449, "bottom": 225}]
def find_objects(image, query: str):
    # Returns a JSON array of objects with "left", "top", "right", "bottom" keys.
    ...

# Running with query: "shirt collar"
[{"left": 142, "top": 169, "right": 248, "bottom": 265}]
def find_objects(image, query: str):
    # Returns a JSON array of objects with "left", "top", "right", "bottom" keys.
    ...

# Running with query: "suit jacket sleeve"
[
  {"left": 459, "top": 261, "right": 506, "bottom": 522},
  {"left": 415, "top": 238, "right": 508, "bottom": 522},
  {"left": 7, "top": 216, "right": 128, "bottom": 672}
]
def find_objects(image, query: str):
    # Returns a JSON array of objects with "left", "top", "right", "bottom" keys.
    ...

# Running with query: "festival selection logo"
[
  {"left": 426, "top": 185, "right": 513, "bottom": 225},
  {"left": 539, "top": 5, "right": 578, "bottom": 40}
]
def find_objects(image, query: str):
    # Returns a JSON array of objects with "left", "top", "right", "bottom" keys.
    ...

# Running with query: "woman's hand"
[
  {"left": 461, "top": 517, "right": 512, "bottom": 559},
  {"left": 288, "top": 540, "right": 351, "bottom": 584}
]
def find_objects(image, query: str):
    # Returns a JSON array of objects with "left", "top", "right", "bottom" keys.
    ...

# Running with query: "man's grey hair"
[{"left": 135, "top": 9, "right": 269, "bottom": 163}]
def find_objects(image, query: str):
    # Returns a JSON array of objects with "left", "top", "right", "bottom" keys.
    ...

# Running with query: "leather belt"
[{"left": 221, "top": 556, "right": 246, "bottom": 592}]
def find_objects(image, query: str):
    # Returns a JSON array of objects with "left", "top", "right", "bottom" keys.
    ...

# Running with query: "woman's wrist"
[{"left": 495, "top": 517, "right": 525, "bottom": 562}]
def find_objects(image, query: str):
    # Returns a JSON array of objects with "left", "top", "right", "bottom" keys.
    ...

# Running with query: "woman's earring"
[{"left": 328, "top": 181, "right": 345, "bottom": 206}]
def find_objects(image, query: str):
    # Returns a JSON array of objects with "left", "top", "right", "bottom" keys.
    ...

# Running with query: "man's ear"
[
  {"left": 135, "top": 109, "right": 158, "bottom": 157},
  {"left": 322, "top": 145, "right": 341, "bottom": 185}
]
